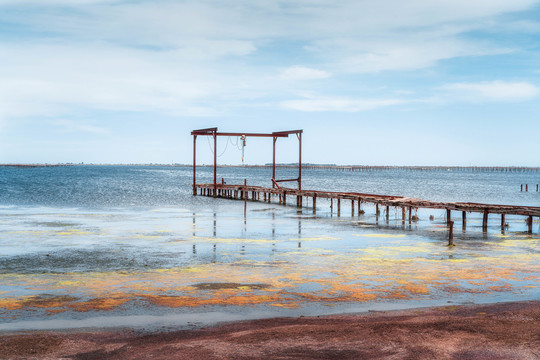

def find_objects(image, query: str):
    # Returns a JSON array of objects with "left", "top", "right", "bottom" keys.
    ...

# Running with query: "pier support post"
[
  {"left": 402, "top": 207, "right": 406, "bottom": 221},
  {"left": 408, "top": 206, "right": 412, "bottom": 223},
  {"left": 386, "top": 206, "right": 389, "bottom": 222},
  {"left": 526, "top": 184, "right": 528, "bottom": 192},
  {"left": 313, "top": 195, "right": 317, "bottom": 214},
  {"left": 448, "top": 221, "right": 454, "bottom": 246},
  {"left": 193, "top": 135, "right": 197, "bottom": 195},
  {"left": 462, "top": 211, "right": 466, "bottom": 230},
  {"left": 213, "top": 132, "right": 217, "bottom": 198},
  {"left": 446, "top": 209, "right": 451, "bottom": 225},
  {"left": 337, "top": 198, "right": 341, "bottom": 217},
  {"left": 482, "top": 210, "right": 489, "bottom": 231},
  {"left": 528, "top": 216, "right": 533, "bottom": 234},
  {"left": 358, "top": 200, "right": 362, "bottom": 215},
  {"left": 376, "top": 204, "right": 380, "bottom": 217},
  {"left": 501, "top": 214, "right": 506, "bottom": 230},
  {"left": 351, "top": 200, "right": 354, "bottom": 217},
  {"left": 330, "top": 198, "right": 333, "bottom": 214}
]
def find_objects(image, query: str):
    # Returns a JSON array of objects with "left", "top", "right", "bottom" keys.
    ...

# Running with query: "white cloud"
[
  {"left": 51, "top": 119, "right": 110, "bottom": 135},
  {"left": 280, "top": 66, "right": 330, "bottom": 81},
  {"left": 281, "top": 96, "right": 406, "bottom": 112},
  {"left": 440, "top": 81, "right": 539, "bottom": 101},
  {"left": 0, "top": 0, "right": 538, "bottom": 125}
]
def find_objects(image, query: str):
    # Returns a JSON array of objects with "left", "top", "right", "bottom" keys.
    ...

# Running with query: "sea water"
[{"left": 0, "top": 165, "right": 539, "bottom": 331}]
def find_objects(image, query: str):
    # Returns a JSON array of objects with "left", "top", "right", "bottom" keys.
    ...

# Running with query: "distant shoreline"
[{"left": 2, "top": 163, "right": 539, "bottom": 171}]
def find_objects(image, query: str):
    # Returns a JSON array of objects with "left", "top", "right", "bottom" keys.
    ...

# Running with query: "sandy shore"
[{"left": 1, "top": 300, "right": 539, "bottom": 359}]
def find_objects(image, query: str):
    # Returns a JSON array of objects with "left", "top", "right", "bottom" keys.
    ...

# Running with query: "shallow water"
[{"left": 0, "top": 166, "right": 539, "bottom": 330}]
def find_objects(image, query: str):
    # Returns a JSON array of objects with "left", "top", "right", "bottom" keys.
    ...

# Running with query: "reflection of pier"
[{"left": 191, "top": 127, "right": 539, "bottom": 237}]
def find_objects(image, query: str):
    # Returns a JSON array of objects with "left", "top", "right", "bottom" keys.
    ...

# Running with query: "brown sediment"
[
  {"left": 1, "top": 300, "right": 540, "bottom": 359},
  {"left": 192, "top": 282, "right": 271, "bottom": 290}
]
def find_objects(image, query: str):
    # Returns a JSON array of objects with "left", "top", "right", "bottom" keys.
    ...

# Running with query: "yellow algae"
[
  {"left": 0, "top": 298, "right": 25, "bottom": 310},
  {"left": 56, "top": 280, "right": 81, "bottom": 286},
  {"left": 270, "top": 303, "right": 300, "bottom": 309},
  {"left": 56, "top": 229, "right": 93, "bottom": 236},
  {"left": 488, "top": 284, "right": 513, "bottom": 292},
  {"left": 69, "top": 297, "right": 132, "bottom": 312},
  {"left": 2, "top": 239, "right": 540, "bottom": 316}
]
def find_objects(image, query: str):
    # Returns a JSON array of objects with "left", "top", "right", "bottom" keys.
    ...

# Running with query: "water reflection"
[{"left": 1, "top": 205, "right": 539, "bottom": 327}]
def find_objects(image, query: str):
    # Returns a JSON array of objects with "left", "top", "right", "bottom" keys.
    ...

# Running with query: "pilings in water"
[
  {"left": 195, "top": 183, "right": 540, "bottom": 241},
  {"left": 448, "top": 221, "right": 454, "bottom": 246},
  {"left": 521, "top": 184, "right": 539, "bottom": 192}
]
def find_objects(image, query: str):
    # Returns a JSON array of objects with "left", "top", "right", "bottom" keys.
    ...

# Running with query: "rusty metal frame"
[{"left": 191, "top": 127, "right": 303, "bottom": 198}]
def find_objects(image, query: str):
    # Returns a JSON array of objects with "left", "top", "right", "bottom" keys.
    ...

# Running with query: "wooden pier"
[
  {"left": 191, "top": 127, "right": 539, "bottom": 239},
  {"left": 195, "top": 183, "right": 539, "bottom": 235}
]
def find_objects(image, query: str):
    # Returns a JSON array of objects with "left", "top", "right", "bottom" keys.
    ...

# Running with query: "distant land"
[{"left": 1, "top": 163, "right": 539, "bottom": 172}]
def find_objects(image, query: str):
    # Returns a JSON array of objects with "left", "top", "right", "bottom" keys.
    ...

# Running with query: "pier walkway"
[{"left": 195, "top": 183, "right": 539, "bottom": 235}]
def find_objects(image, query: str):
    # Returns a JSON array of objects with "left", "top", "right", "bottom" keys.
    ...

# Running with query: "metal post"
[
  {"left": 213, "top": 131, "right": 217, "bottom": 198},
  {"left": 272, "top": 137, "right": 276, "bottom": 188},
  {"left": 482, "top": 210, "right": 488, "bottom": 231},
  {"left": 298, "top": 132, "right": 302, "bottom": 207},
  {"left": 193, "top": 135, "right": 197, "bottom": 195}
]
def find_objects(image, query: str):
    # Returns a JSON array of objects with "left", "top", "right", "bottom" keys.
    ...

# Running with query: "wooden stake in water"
[
  {"left": 244, "top": 179, "right": 247, "bottom": 218},
  {"left": 448, "top": 221, "right": 454, "bottom": 246}
]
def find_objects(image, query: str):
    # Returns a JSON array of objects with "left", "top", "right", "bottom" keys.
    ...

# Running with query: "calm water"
[
  {"left": 1, "top": 165, "right": 539, "bottom": 207},
  {"left": 0, "top": 165, "right": 539, "bottom": 331}
]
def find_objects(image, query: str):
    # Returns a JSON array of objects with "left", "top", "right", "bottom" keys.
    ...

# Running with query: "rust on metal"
[{"left": 192, "top": 127, "right": 302, "bottom": 197}]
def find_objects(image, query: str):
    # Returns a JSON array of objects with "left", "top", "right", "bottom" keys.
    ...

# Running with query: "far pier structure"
[{"left": 191, "top": 127, "right": 539, "bottom": 240}]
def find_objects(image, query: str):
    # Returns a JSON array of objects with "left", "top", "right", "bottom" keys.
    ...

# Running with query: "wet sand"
[{"left": 1, "top": 300, "right": 539, "bottom": 359}]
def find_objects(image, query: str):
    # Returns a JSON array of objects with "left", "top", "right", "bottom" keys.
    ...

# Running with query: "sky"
[{"left": 0, "top": 0, "right": 539, "bottom": 166}]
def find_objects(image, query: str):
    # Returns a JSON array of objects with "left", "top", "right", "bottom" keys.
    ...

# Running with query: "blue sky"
[{"left": 0, "top": 0, "right": 539, "bottom": 165}]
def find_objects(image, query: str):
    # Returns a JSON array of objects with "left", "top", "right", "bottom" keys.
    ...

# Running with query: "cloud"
[
  {"left": 0, "top": 0, "right": 538, "bottom": 124},
  {"left": 440, "top": 81, "right": 539, "bottom": 101},
  {"left": 281, "top": 95, "right": 406, "bottom": 112},
  {"left": 51, "top": 119, "right": 110, "bottom": 135},
  {"left": 0, "top": 43, "right": 247, "bottom": 118},
  {"left": 279, "top": 66, "right": 330, "bottom": 81}
]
